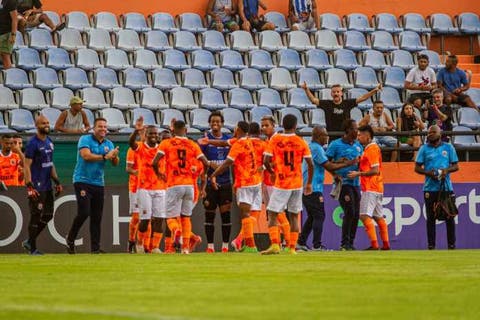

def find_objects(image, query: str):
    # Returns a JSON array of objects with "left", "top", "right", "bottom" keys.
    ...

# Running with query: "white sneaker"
[
  {"left": 151, "top": 248, "right": 162, "bottom": 254},
  {"left": 136, "top": 245, "right": 145, "bottom": 253}
]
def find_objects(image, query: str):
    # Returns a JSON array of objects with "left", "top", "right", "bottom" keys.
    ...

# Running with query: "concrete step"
[
  {"left": 457, "top": 55, "right": 474, "bottom": 64},
  {"left": 459, "top": 63, "right": 480, "bottom": 73}
]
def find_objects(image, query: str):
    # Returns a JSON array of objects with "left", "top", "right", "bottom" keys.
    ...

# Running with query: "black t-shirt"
[
  {"left": 427, "top": 104, "right": 453, "bottom": 142},
  {"left": 16, "top": 0, "right": 41, "bottom": 14},
  {"left": 0, "top": 0, "right": 17, "bottom": 35},
  {"left": 317, "top": 99, "right": 357, "bottom": 132}
]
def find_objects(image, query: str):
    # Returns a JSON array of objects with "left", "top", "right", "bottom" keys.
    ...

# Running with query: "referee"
[{"left": 66, "top": 118, "right": 119, "bottom": 254}]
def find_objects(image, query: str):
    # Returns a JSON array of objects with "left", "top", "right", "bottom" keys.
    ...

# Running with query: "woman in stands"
[{"left": 396, "top": 103, "right": 425, "bottom": 160}]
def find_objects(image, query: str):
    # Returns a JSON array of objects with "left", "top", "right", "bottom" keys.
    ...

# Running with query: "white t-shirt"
[{"left": 405, "top": 66, "right": 436, "bottom": 94}]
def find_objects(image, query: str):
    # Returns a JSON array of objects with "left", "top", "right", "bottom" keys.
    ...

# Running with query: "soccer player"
[
  {"left": 210, "top": 121, "right": 261, "bottom": 252},
  {"left": 262, "top": 114, "right": 314, "bottom": 255},
  {"left": 22, "top": 115, "right": 63, "bottom": 255},
  {"left": 153, "top": 120, "right": 209, "bottom": 254},
  {"left": 12, "top": 134, "right": 25, "bottom": 185},
  {"left": 0, "top": 134, "right": 22, "bottom": 186},
  {"left": 126, "top": 144, "right": 140, "bottom": 253},
  {"left": 347, "top": 125, "right": 390, "bottom": 250}
]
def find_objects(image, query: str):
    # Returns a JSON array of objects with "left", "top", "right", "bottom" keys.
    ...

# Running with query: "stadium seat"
[
  {"left": 314, "top": 30, "right": 342, "bottom": 51},
  {"left": 398, "top": 31, "right": 427, "bottom": 52},
  {"left": 151, "top": 68, "right": 180, "bottom": 90},
  {"left": 258, "top": 30, "right": 286, "bottom": 52},
  {"left": 138, "top": 87, "right": 168, "bottom": 110},
  {"left": 370, "top": 31, "right": 398, "bottom": 52},
  {"left": 390, "top": 49, "right": 415, "bottom": 70},
  {"left": 191, "top": 50, "right": 217, "bottom": 72},
  {"left": 324, "top": 68, "right": 353, "bottom": 88},
  {"left": 38, "top": 11, "right": 60, "bottom": 31},
  {"left": 58, "top": 28, "right": 87, "bottom": 51},
  {"left": 33, "top": 67, "right": 62, "bottom": 90},
  {"left": 466, "top": 88, "right": 480, "bottom": 106},
  {"left": 104, "top": 49, "right": 131, "bottom": 70},
  {"left": 458, "top": 108, "right": 480, "bottom": 129},
  {"left": 228, "top": 31, "right": 258, "bottom": 52},
  {"left": 198, "top": 88, "right": 227, "bottom": 110},
  {"left": 178, "top": 13, "right": 207, "bottom": 33},
  {"left": 228, "top": 88, "right": 256, "bottom": 110},
  {"left": 48, "top": 87, "right": 74, "bottom": 110},
  {"left": 173, "top": 31, "right": 201, "bottom": 52},
  {"left": 122, "top": 68, "right": 150, "bottom": 90},
  {"left": 456, "top": 13, "right": 480, "bottom": 34},
  {"left": 287, "top": 88, "right": 316, "bottom": 110},
  {"left": 0, "top": 112, "right": 13, "bottom": 131},
  {"left": 304, "top": 49, "right": 332, "bottom": 70},
  {"left": 144, "top": 30, "right": 172, "bottom": 52},
  {"left": 353, "top": 66, "right": 379, "bottom": 89},
  {"left": 110, "top": 87, "right": 139, "bottom": 110},
  {"left": 150, "top": 12, "right": 179, "bottom": 33},
  {"left": 28, "top": 29, "right": 56, "bottom": 50},
  {"left": 181, "top": 68, "right": 208, "bottom": 91},
  {"left": 379, "top": 86, "right": 403, "bottom": 110},
  {"left": 14, "top": 31, "right": 27, "bottom": 50},
  {"left": 87, "top": 29, "right": 115, "bottom": 51},
  {"left": 333, "top": 49, "right": 360, "bottom": 71},
  {"left": 160, "top": 109, "right": 185, "bottom": 128},
  {"left": 222, "top": 107, "right": 244, "bottom": 130},
  {"left": 248, "top": 49, "right": 274, "bottom": 71},
  {"left": 362, "top": 49, "right": 389, "bottom": 70},
  {"left": 188, "top": 108, "right": 211, "bottom": 130},
  {"left": 19, "top": 88, "right": 49, "bottom": 110},
  {"left": 297, "top": 67, "right": 325, "bottom": 90},
  {"left": 62, "top": 67, "right": 92, "bottom": 90},
  {"left": 278, "top": 107, "right": 307, "bottom": 128},
  {"left": 268, "top": 67, "right": 296, "bottom": 91},
  {"left": 347, "top": 88, "right": 372, "bottom": 110},
  {"left": 9, "top": 109, "right": 36, "bottom": 132},
  {"left": 401, "top": 13, "right": 431, "bottom": 34},
  {"left": 201, "top": 30, "right": 229, "bottom": 52},
  {"left": 133, "top": 49, "right": 161, "bottom": 70},
  {"left": 40, "top": 107, "right": 61, "bottom": 130},
  {"left": 309, "top": 108, "right": 327, "bottom": 127},
  {"left": 343, "top": 30, "right": 370, "bottom": 51},
  {"left": 100, "top": 108, "right": 131, "bottom": 131},
  {"left": 319, "top": 88, "right": 334, "bottom": 100},
  {"left": 0, "top": 87, "right": 18, "bottom": 110},
  {"left": 219, "top": 50, "right": 247, "bottom": 71},
  {"left": 93, "top": 67, "right": 121, "bottom": 90},
  {"left": 418, "top": 50, "right": 445, "bottom": 70},
  {"left": 265, "top": 12, "right": 289, "bottom": 33},
  {"left": 276, "top": 49, "right": 303, "bottom": 71},
  {"left": 257, "top": 88, "right": 286, "bottom": 110},
  {"left": 373, "top": 13, "right": 403, "bottom": 33},
  {"left": 162, "top": 49, "right": 190, "bottom": 71},
  {"left": 248, "top": 106, "right": 273, "bottom": 123},
  {"left": 75, "top": 48, "right": 103, "bottom": 70},
  {"left": 116, "top": 29, "right": 143, "bottom": 52},
  {"left": 169, "top": 87, "right": 198, "bottom": 110},
  {"left": 382, "top": 66, "right": 405, "bottom": 89},
  {"left": 2, "top": 68, "right": 33, "bottom": 90},
  {"left": 453, "top": 126, "right": 480, "bottom": 147},
  {"left": 82, "top": 108, "right": 95, "bottom": 126},
  {"left": 122, "top": 12, "right": 151, "bottom": 32},
  {"left": 239, "top": 68, "right": 267, "bottom": 90},
  {"left": 129, "top": 108, "right": 157, "bottom": 127},
  {"left": 345, "top": 13, "right": 374, "bottom": 33},
  {"left": 92, "top": 12, "right": 121, "bottom": 32},
  {"left": 350, "top": 107, "right": 363, "bottom": 122},
  {"left": 79, "top": 87, "right": 109, "bottom": 110},
  {"left": 320, "top": 13, "right": 346, "bottom": 33},
  {"left": 286, "top": 31, "right": 315, "bottom": 51},
  {"left": 14, "top": 48, "right": 43, "bottom": 70},
  {"left": 210, "top": 68, "right": 238, "bottom": 91},
  {"left": 65, "top": 11, "right": 91, "bottom": 31},
  {"left": 45, "top": 48, "right": 74, "bottom": 71},
  {"left": 429, "top": 13, "right": 459, "bottom": 34}
]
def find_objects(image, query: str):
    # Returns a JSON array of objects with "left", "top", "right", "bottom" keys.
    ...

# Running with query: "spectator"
[
  {"left": 0, "top": 0, "right": 18, "bottom": 69},
  {"left": 437, "top": 55, "right": 479, "bottom": 111},
  {"left": 288, "top": 0, "right": 318, "bottom": 31},
  {"left": 238, "top": 0, "right": 275, "bottom": 32},
  {"left": 16, "top": 0, "right": 64, "bottom": 34},
  {"left": 359, "top": 100, "right": 398, "bottom": 162},
  {"left": 423, "top": 89, "right": 453, "bottom": 142},
  {"left": 206, "top": 0, "right": 239, "bottom": 32},
  {"left": 302, "top": 82, "right": 381, "bottom": 133},
  {"left": 54, "top": 96, "right": 91, "bottom": 134},
  {"left": 396, "top": 103, "right": 425, "bottom": 160},
  {"left": 404, "top": 54, "right": 437, "bottom": 111}
]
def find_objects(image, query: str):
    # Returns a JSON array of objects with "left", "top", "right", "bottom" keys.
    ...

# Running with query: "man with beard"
[
  {"left": 0, "top": 134, "right": 23, "bottom": 187},
  {"left": 22, "top": 115, "right": 63, "bottom": 255}
]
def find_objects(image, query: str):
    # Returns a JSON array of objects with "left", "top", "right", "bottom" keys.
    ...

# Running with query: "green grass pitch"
[{"left": 1, "top": 250, "right": 479, "bottom": 320}]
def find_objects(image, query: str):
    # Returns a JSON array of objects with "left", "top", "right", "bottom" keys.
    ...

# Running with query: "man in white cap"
[{"left": 54, "top": 96, "right": 91, "bottom": 134}]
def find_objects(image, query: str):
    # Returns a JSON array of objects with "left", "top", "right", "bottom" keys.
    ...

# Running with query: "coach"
[{"left": 66, "top": 118, "right": 119, "bottom": 254}]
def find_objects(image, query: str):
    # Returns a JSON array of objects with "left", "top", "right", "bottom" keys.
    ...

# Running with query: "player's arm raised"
[{"left": 128, "top": 116, "right": 144, "bottom": 151}]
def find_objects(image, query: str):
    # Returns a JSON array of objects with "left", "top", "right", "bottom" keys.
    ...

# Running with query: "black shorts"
[
  {"left": 203, "top": 183, "right": 233, "bottom": 211},
  {"left": 408, "top": 92, "right": 432, "bottom": 105},
  {"left": 29, "top": 190, "right": 54, "bottom": 215},
  {"left": 450, "top": 93, "right": 469, "bottom": 106},
  {"left": 240, "top": 17, "right": 267, "bottom": 31}
]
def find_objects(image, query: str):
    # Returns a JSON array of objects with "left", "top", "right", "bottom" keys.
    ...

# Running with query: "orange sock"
[
  {"left": 136, "top": 231, "right": 146, "bottom": 246},
  {"left": 143, "top": 222, "right": 152, "bottom": 250},
  {"left": 250, "top": 210, "right": 260, "bottom": 221},
  {"left": 268, "top": 226, "right": 280, "bottom": 245},
  {"left": 289, "top": 232, "right": 299, "bottom": 249},
  {"left": 242, "top": 217, "right": 255, "bottom": 247},
  {"left": 181, "top": 217, "right": 192, "bottom": 250},
  {"left": 277, "top": 213, "right": 291, "bottom": 246},
  {"left": 363, "top": 217, "right": 378, "bottom": 249},
  {"left": 167, "top": 218, "right": 180, "bottom": 234},
  {"left": 128, "top": 212, "right": 139, "bottom": 242},
  {"left": 152, "top": 232, "right": 163, "bottom": 250},
  {"left": 234, "top": 229, "right": 244, "bottom": 243},
  {"left": 164, "top": 236, "right": 174, "bottom": 252},
  {"left": 376, "top": 218, "right": 390, "bottom": 249}
]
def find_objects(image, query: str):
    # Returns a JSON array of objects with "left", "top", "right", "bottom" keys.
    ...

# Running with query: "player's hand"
[
  {"left": 134, "top": 116, "right": 144, "bottom": 131},
  {"left": 55, "top": 184, "right": 63, "bottom": 197},
  {"left": 304, "top": 183, "right": 313, "bottom": 196},
  {"left": 347, "top": 171, "right": 360, "bottom": 179},
  {"left": 200, "top": 188, "right": 206, "bottom": 199},
  {"left": 197, "top": 132, "right": 209, "bottom": 145},
  {"left": 26, "top": 183, "right": 40, "bottom": 200},
  {"left": 209, "top": 162, "right": 219, "bottom": 170},
  {"left": 210, "top": 176, "right": 219, "bottom": 190},
  {"left": 169, "top": 118, "right": 176, "bottom": 132}
]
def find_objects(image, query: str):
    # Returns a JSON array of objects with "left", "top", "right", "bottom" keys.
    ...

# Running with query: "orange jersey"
[
  {"left": 227, "top": 137, "right": 261, "bottom": 188},
  {"left": 359, "top": 142, "right": 383, "bottom": 193},
  {"left": 249, "top": 137, "right": 272, "bottom": 186},
  {"left": 0, "top": 151, "right": 21, "bottom": 186},
  {"left": 135, "top": 143, "right": 165, "bottom": 190},
  {"left": 126, "top": 148, "right": 139, "bottom": 192},
  {"left": 158, "top": 136, "right": 204, "bottom": 187},
  {"left": 265, "top": 133, "right": 312, "bottom": 190}
]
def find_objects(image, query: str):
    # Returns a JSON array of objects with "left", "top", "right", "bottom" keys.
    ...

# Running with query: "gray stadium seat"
[
  {"left": 9, "top": 109, "right": 36, "bottom": 132},
  {"left": 39, "top": 11, "right": 60, "bottom": 31},
  {"left": 62, "top": 67, "right": 92, "bottom": 90},
  {"left": 248, "top": 106, "right": 273, "bottom": 123},
  {"left": 248, "top": 49, "right": 274, "bottom": 71},
  {"left": 75, "top": 48, "right": 103, "bottom": 70},
  {"left": 398, "top": 31, "right": 427, "bottom": 52},
  {"left": 28, "top": 29, "right": 56, "bottom": 50},
  {"left": 122, "top": 12, "right": 151, "bottom": 32},
  {"left": 309, "top": 108, "right": 326, "bottom": 127},
  {"left": 188, "top": 108, "right": 211, "bottom": 130},
  {"left": 14, "top": 31, "right": 27, "bottom": 50},
  {"left": 160, "top": 109, "right": 184, "bottom": 128},
  {"left": 150, "top": 12, "right": 178, "bottom": 33},
  {"left": 192, "top": 49, "right": 217, "bottom": 71},
  {"left": 40, "top": 107, "right": 61, "bottom": 130},
  {"left": 133, "top": 49, "right": 161, "bottom": 70},
  {"left": 93, "top": 67, "right": 121, "bottom": 90},
  {"left": 239, "top": 68, "right": 267, "bottom": 91},
  {"left": 151, "top": 68, "right": 180, "bottom": 90},
  {"left": 347, "top": 88, "right": 373, "bottom": 111},
  {"left": 350, "top": 107, "right": 363, "bottom": 122},
  {"left": 116, "top": 29, "right": 143, "bottom": 52},
  {"left": 0, "top": 87, "right": 18, "bottom": 110},
  {"left": 169, "top": 87, "right": 198, "bottom": 110},
  {"left": 304, "top": 49, "right": 332, "bottom": 70},
  {"left": 92, "top": 11, "right": 121, "bottom": 32},
  {"left": 362, "top": 49, "right": 389, "bottom": 70},
  {"left": 65, "top": 11, "right": 91, "bottom": 31},
  {"left": 278, "top": 107, "right": 307, "bottom": 128},
  {"left": 276, "top": 49, "right": 303, "bottom": 71},
  {"left": 79, "top": 87, "right": 109, "bottom": 110},
  {"left": 220, "top": 50, "right": 247, "bottom": 71},
  {"left": 198, "top": 88, "right": 227, "bottom": 110},
  {"left": 210, "top": 68, "right": 238, "bottom": 91},
  {"left": 181, "top": 68, "right": 208, "bottom": 91},
  {"left": 287, "top": 30, "right": 315, "bottom": 51},
  {"left": 373, "top": 13, "right": 403, "bottom": 33},
  {"left": 370, "top": 31, "right": 398, "bottom": 52},
  {"left": 379, "top": 86, "right": 403, "bottom": 111},
  {"left": 129, "top": 108, "right": 157, "bottom": 127},
  {"left": 268, "top": 67, "right": 296, "bottom": 91},
  {"left": 314, "top": 30, "right": 342, "bottom": 51},
  {"left": 343, "top": 30, "right": 370, "bottom": 51},
  {"left": 453, "top": 126, "right": 480, "bottom": 147},
  {"left": 122, "top": 68, "right": 150, "bottom": 90},
  {"left": 2, "top": 68, "right": 33, "bottom": 90},
  {"left": 383, "top": 66, "right": 406, "bottom": 89},
  {"left": 48, "top": 87, "right": 74, "bottom": 110},
  {"left": 297, "top": 68, "right": 325, "bottom": 91},
  {"left": 178, "top": 13, "right": 207, "bottom": 33},
  {"left": 33, "top": 67, "right": 62, "bottom": 90},
  {"left": 353, "top": 66, "right": 379, "bottom": 89},
  {"left": 14, "top": 48, "right": 43, "bottom": 70},
  {"left": 458, "top": 108, "right": 480, "bottom": 129},
  {"left": 258, "top": 30, "right": 286, "bottom": 52},
  {"left": 345, "top": 13, "right": 374, "bottom": 32},
  {"left": 163, "top": 49, "right": 190, "bottom": 71},
  {"left": 257, "top": 88, "right": 286, "bottom": 110},
  {"left": 287, "top": 88, "right": 316, "bottom": 110},
  {"left": 457, "top": 13, "right": 480, "bottom": 34},
  {"left": 138, "top": 87, "right": 168, "bottom": 110},
  {"left": 320, "top": 13, "right": 346, "bottom": 33},
  {"left": 58, "top": 28, "right": 87, "bottom": 51},
  {"left": 228, "top": 88, "right": 256, "bottom": 110},
  {"left": 401, "top": 13, "right": 431, "bottom": 34},
  {"left": 222, "top": 107, "right": 244, "bottom": 130},
  {"left": 19, "top": 88, "right": 49, "bottom": 110},
  {"left": 87, "top": 28, "right": 115, "bottom": 51},
  {"left": 104, "top": 48, "right": 131, "bottom": 70},
  {"left": 418, "top": 50, "right": 444, "bottom": 70},
  {"left": 265, "top": 11, "right": 289, "bottom": 33},
  {"left": 173, "top": 31, "right": 201, "bottom": 52},
  {"left": 100, "top": 108, "right": 130, "bottom": 131},
  {"left": 110, "top": 87, "right": 139, "bottom": 110},
  {"left": 228, "top": 31, "right": 258, "bottom": 52},
  {"left": 83, "top": 108, "right": 95, "bottom": 126},
  {"left": 45, "top": 48, "right": 74, "bottom": 70},
  {"left": 144, "top": 30, "right": 172, "bottom": 52},
  {"left": 201, "top": 30, "right": 229, "bottom": 52},
  {"left": 333, "top": 49, "right": 360, "bottom": 71},
  {"left": 390, "top": 49, "right": 415, "bottom": 70},
  {"left": 429, "top": 13, "right": 459, "bottom": 35},
  {"left": 325, "top": 68, "right": 353, "bottom": 88},
  {"left": 466, "top": 88, "right": 480, "bottom": 106}
]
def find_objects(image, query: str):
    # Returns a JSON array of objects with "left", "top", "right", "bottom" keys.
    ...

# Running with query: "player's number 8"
[
  {"left": 177, "top": 149, "right": 187, "bottom": 168},
  {"left": 283, "top": 151, "right": 294, "bottom": 171}
]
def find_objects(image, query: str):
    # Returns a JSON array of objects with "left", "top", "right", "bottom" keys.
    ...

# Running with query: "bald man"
[
  {"left": 22, "top": 115, "right": 63, "bottom": 255},
  {"left": 297, "top": 126, "right": 357, "bottom": 251}
]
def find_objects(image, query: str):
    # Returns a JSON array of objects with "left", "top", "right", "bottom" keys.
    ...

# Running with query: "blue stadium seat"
[
  {"left": 373, "top": 13, "right": 403, "bottom": 33},
  {"left": 144, "top": 30, "right": 172, "bottom": 52},
  {"left": 319, "top": 88, "right": 334, "bottom": 100},
  {"left": 0, "top": 112, "right": 13, "bottom": 131},
  {"left": 0, "top": 87, "right": 18, "bottom": 110},
  {"left": 370, "top": 31, "right": 398, "bottom": 52},
  {"left": 28, "top": 29, "right": 56, "bottom": 50},
  {"left": 178, "top": 13, "right": 207, "bottom": 33},
  {"left": 314, "top": 30, "right": 341, "bottom": 51},
  {"left": 75, "top": 48, "right": 103, "bottom": 70},
  {"left": 220, "top": 50, "right": 247, "bottom": 71},
  {"left": 319, "top": 13, "right": 346, "bottom": 33},
  {"left": 40, "top": 107, "right": 61, "bottom": 130},
  {"left": 122, "top": 12, "right": 151, "bottom": 32},
  {"left": 92, "top": 12, "right": 121, "bottom": 32},
  {"left": 453, "top": 126, "right": 480, "bottom": 147},
  {"left": 65, "top": 11, "right": 91, "bottom": 31},
  {"left": 188, "top": 108, "right": 211, "bottom": 130},
  {"left": 104, "top": 49, "right": 131, "bottom": 70},
  {"left": 257, "top": 88, "right": 286, "bottom": 110},
  {"left": 309, "top": 108, "right": 326, "bottom": 127},
  {"left": 2, "top": 68, "right": 33, "bottom": 90},
  {"left": 456, "top": 13, "right": 480, "bottom": 34},
  {"left": 379, "top": 86, "right": 403, "bottom": 111},
  {"left": 398, "top": 31, "right": 427, "bottom": 52},
  {"left": 401, "top": 13, "right": 431, "bottom": 34},
  {"left": 278, "top": 107, "right": 307, "bottom": 128},
  {"left": 466, "top": 88, "right": 480, "bottom": 106},
  {"left": 210, "top": 68, "right": 238, "bottom": 91},
  {"left": 110, "top": 87, "right": 139, "bottom": 110},
  {"left": 350, "top": 107, "right": 363, "bottom": 122},
  {"left": 191, "top": 49, "right": 217, "bottom": 71},
  {"left": 325, "top": 68, "right": 353, "bottom": 88},
  {"left": 14, "top": 31, "right": 26, "bottom": 50},
  {"left": 100, "top": 108, "right": 131, "bottom": 132},
  {"left": 286, "top": 31, "right": 314, "bottom": 51},
  {"left": 228, "top": 31, "right": 258, "bottom": 52},
  {"left": 48, "top": 87, "right": 74, "bottom": 110},
  {"left": 62, "top": 67, "right": 92, "bottom": 90},
  {"left": 169, "top": 87, "right": 198, "bottom": 110},
  {"left": 297, "top": 67, "right": 325, "bottom": 91},
  {"left": 347, "top": 88, "right": 372, "bottom": 110},
  {"left": 150, "top": 12, "right": 179, "bottom": 33},
  {"left": 248, "top": 49, "right": 274, "bottom": 71},
  {"left": 228, "top": 88, "right": 256, "bottom": 110},
  {"left": 333, "top": 49, "right": 360, "bottom": 71},
  {"left": 152, "top": 68, "right": 180, "bottom": 90},
  {"left": 160, "top": 109, "right": 185, "bottom": 128},
  {"left": 122, "top": 68, "right": 150, "bottom": 90},
  {"left": 133, "top": 49, "right": 161, "bottom": 70},
  {"left": 9, "top": 109, "right": 35, "bottom": 132},
  {"left": 45, "top": 48, "right": 74, "bottom": 70},
  {"left": 58, "top": 28, "right": 87, "bottom": 51},
  {"left": 15, "top": 48, "right": 43, "bottom": 70},
  {"left": 19, "top": 88, "right": 48, "bottom": 110},
  {"left": 458, "top": 108, "right": 480, "bottom": 129},
  {"left": 265, "top": 12, "right": 289, "bottom": 33},
  {"left": 87, "top": 29, "right": 115, "bottom": 51},
  {"left": 173, "top": 31, "right": 201, "bottom": 52},
  {"left": 304, "top": 49, "right": 332, "bottom": 70},
  {"left": 138, "top": 87, "right": 168, "bottom": 110},
  {"left": 345, "top": 13, "right": 374, "bottom": 33},
  {"left": 390, "top": 49, "right": 415, "bottom": 70},
  {"left": 79, "top": 87, "right": 109, "bottom": 110},
  {"left": 343, "top": 30, "right": 370, "bottom": 51},
  {"left": 93, "top": 67, "right": 121, "bottom": 90},
  {"left": 198, "top": 88, "right": 227, "bottom": 110},
  {"left": 116, "top": 29, "right": 143, "bottom": 52},
  {"left": 129, "top": 108, "right": 157, "bottom": 127},
  {"left": 82, "top": 108, "right": 95, "bottom": 126},
  {"left": 33, "top": 67, "right": 62, "bottom": 90},
  {"left": 201, "top": 30, "right": 229, "bottom": 52},
  {"left": 222, "top": 107, "right": 244, "bottom": 130},
  {"left": 287, "top": 88, "right": 316, "bottom": 110},
  {"left": 418, "top": 50, "right": 444, "bottom": 70},
  {"left": 258, "top": 30, "right": 286, "bottom": 52},
  {"left": 268, "top": 67, "right": 296, "bottom": 91},
  {"left": 382, "top": 66, "right": 406, "bottom": 89},
  {"left": 353, "top": 66, "right": 379, "bottom": 89},
  {"left": 429, "top": 13, "right": 459, "bottom": 35},
  {"left": 239, "top": 68, "right": 267, "bottom": 90},
  {"left": 162, "top": 49, "right": 190, "bottom": 71},
  {"left": 38, "top": 11, "right": 60, "bottom": 31},
  {"left": 276, "top": 49, "right": 303, "bottom": 71},
  {"left": 248, "top": 106, "right": 273, "bottom": 124},
  {"left": 181, "top": 68, "right": 208, "bottom": 91},
  {"left": 362, "top": 49, "right": 388, "bottom": 70}
]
